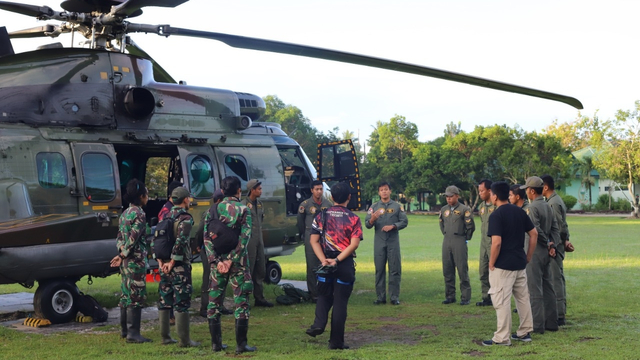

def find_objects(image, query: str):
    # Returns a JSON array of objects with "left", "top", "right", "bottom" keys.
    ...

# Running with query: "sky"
[{"left": 3, "top": 0, "right": 640, "bottom": 144}]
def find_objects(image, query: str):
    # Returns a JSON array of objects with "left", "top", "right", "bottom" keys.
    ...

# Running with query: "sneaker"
[
  {"left": 482, "top": 340, "right": 511, "bottom": 346},
  {"left": 442, "top": 298, "right": 456, "bottom": 305},
  {"left": 511, "top": 333, "right": 532, "bottom": 342},
  {"left": 306, "top": 327, "right": 324, "bottom": 337},
  {"left": 391, "top": 300, "right": 400, "bottom": 305}
]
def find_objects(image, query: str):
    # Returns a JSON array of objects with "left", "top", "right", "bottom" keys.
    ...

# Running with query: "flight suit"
[
  {"left": 365, "top": 200, "right": 408, "bottom": 303},
  {"left": 297, "top": 197, "right": 333, "bottom": 299},
  {"left": 154, "top": 206, "right": 194, "bottom": 313},
  {"left": 204, "top": 197, "right": 253, "bottom": 320},
  {"left": 116, "top": 205, "right": 150, "bottom": 309},
  {"left": 439, "top": 203, "right": 475, "bottom": 302},
  {"left": 478, "top": 201, "right": 495, "bottom": 303},
  {"left": 525, "top": 196, "right": 560, "bottom": 333},
  {"left": 546, "top": 192, "right": 569, "bottom": 321},
  {"left": 242, "top": 197, "right": 267, "bottom": 303}
]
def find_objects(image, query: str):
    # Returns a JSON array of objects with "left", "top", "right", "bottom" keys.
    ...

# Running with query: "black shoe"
[
  {"left": 373, "top": 299, "right": 386, "bottom": 305},
  {"left": 391, "top": 300, "right": 400, "bottom": 305},
  {"left": 329, "top": 343, "right": 350, "bottom": 350},
  {"left": 305, "top": 327, "right": 324, "bottom": 337},
  {"left": 476, "top": 299, "right": 493, "bottom": 306},
  {"left": 482, "top": 340, "right": 511, "bottom": 346},
  {"left": 558, "top": 318, "right": 566, "bottom": 326},
  {"left": 513, "top": 308, "right": 518, "bottom": 313},
  {"left": 254, "top": 299, "right": 274, "bottom": 308},
  {"left": 460, "top": 300, "right": 470, "bottom": 305},
  {"left": 511, "top": 332, "right": 532, "bottom": 342},
  {"left": 442, "top": 298, "right": 456, "bottom": 305}
]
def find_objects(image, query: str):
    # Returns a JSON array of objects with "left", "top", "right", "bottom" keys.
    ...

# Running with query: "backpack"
[
  {"left": 76, "top": 292, "right": 108, "bottom": 322},
  {"left": 153, "top": 213, "right": 192, "bottom": 260},
  {"left": 275, "top": 283, "right": 312, "bottom": 305},
  {"left": 206, "top": 204, "right": 240, "bottom": 255}
]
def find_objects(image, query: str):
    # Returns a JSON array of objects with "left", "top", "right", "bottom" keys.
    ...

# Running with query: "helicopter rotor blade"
[
  {"left": 111, "top": 0, "right": 188, "bottom": 16},
  {"left": 0, "top": 1, "right": 55, "bottom": 18},
  {"left": 8, "top": 25, "right": 56, "bottom": 39},
  {"left": 127, "top": 24, "right": 583, "bottom": 109}
]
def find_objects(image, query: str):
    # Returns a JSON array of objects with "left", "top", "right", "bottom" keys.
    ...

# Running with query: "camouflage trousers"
[
  {"left": 158, "top": 262, "right": 193, "bottom": 313},
  {"left": 207, "top": 262, "right": 253, "bottom": 320},
  {"left": 119, "top": 252, "right": 147, "bottom": 308}
]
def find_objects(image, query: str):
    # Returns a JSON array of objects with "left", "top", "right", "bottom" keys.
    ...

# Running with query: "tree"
[
  {"left": 589, "top": 101, "right": 640, "bottom": 217},
  {"left": 579, "top": 156, "right": 595, "bottom": 204}
]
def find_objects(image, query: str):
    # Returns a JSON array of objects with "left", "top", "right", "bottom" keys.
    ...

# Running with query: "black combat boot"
[
  {"left": 120, "top": 307, "right": 127, "bottom": 339},
  {"left": 208, "top": 317, "right": 228, "bottom": 352},
  {"left": 235, "top": 318, "right": 256, "bottom": 354},
  {"left": 126, "top": 307, "right": 152, "bottom": 343},
  {"left": 159, "top": 309, "right": 177, "bottom": 345}
]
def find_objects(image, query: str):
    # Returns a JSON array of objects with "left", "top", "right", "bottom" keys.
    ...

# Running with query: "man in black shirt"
[{"left": 482, "top": 181, "right": 538, "bottom": 346}]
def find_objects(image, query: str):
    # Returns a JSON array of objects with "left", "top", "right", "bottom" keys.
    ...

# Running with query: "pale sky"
[{"left": 3, "top": 0, "right": 640, "bottom": 143}]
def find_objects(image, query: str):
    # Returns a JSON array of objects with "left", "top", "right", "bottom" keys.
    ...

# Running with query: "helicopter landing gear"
[
  {"left": 265, "top": 261, "right": 282, "bottom": 285},
  {"left": 33, "top": 279, "right": 79, "bottom": 324}
]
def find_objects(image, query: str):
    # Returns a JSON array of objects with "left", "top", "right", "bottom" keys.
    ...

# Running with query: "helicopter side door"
[{"left": 317, "top": 139, "right": 362, "bottom": 210}]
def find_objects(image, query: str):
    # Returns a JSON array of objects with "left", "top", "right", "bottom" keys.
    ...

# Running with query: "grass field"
[{"left": 1, "top": 214, "right": 639, "bottom": 359}]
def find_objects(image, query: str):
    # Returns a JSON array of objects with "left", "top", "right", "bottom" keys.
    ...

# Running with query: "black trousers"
[{"left": 311, "top": 253, "right": 355, "bottom": 348}]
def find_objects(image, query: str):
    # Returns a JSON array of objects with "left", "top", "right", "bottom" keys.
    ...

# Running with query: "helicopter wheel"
[
  {"left": 33, "top": 280, "right": 79, "bottom": 324},
  {"left": 265, "top": 261, "right": 282, "bottom": 285}
]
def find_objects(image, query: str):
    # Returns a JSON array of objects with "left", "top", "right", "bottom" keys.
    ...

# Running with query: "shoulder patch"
[
  {"left": 480, "top": 207, "right": 485, "bottom": 215},
  {"left": 367, "top": 207, "right": 374, "bottom": 214},
  {"left": 526, "top": 208, "right": 530, "bottom": 215},
  {"left": 298, "top": 205, "right": 305, "bottom": 214},
  {"left": 247, "top": 202, "right": 253, "bottom": 209}
]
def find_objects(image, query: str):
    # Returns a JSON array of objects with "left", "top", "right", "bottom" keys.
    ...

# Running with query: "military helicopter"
[{"left": 0, "top": 0, "right": 582, "bottom": 324}]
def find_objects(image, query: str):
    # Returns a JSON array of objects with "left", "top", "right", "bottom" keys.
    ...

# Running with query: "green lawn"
[{"left": 1, "top": 214, "right": 639, "bottom": 359}]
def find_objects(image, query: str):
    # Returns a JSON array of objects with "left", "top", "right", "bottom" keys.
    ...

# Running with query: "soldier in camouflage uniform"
[
  {"left": 152, "top": 187, "right": 199, "bottom": 347},
  {"left": 297, "top": 180, "right": 332, "bottom": 300},
  {"left": 110, "top": 179, "right": 152, "bottom": 343},
  {"left": 439, "top": 185, "right": 475, "bottom": 305},
  {"left": 204, "top": 176, "right": 256, "bottom": 354},
  {"left": 541, "top": 175, "right": 573, "bottom": 326},
  {"left": 521, "top": 176, "right": 560, "bottom": 334},
  {"left": 242, "top": 179, "right": 273, "bottom": 307},
  {"left": 477, "top": 179, "right": 496, "bottom": 306},
  {"left": 365, "top": 181, "right": 408, "bottom": 305}
]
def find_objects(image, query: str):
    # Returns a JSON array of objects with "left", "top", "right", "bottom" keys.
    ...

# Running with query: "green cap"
[
  {"left": 246, "top": 179, "right": 262, "bottom": 192},
  {"left": 444, "top": 185, "right": 459, "bottom": 196},
  {"left": 519, "top": 176, "right": 544, "bottom": 189},
  {"left": 171, "top": 187, "right": 190, "bottom": 203}
]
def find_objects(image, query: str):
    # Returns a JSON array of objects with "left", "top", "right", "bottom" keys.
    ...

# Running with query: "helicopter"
[{"left": 0, "top": 0, "right": 582, "bottom": 324}]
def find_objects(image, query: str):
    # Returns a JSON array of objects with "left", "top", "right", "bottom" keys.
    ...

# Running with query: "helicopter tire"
[
  {"left": 265, "top": 261, "right": 282, "bottom": 285},
  {"left": 33, "top": 280, "right": 79, "bottom": 324}
]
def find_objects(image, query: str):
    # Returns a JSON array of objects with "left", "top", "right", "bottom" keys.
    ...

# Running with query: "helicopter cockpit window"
[
  {"left": 0, "top": 180, "right": 33, "bottom": 221},
  {"left": 223, "top": 155, "right": 249, "bottom": 189},
  {"left": 278, "top": 147, "right": 311, "bottom": 186},
  {"left": 36, "top": 152, "right": 68, "bottom": 189},
  {"left": 81, "top": 153, "right": 116, "bottom": 202},
  {"left": 187, "top": 154, "right": 214, "bottom": 199}
]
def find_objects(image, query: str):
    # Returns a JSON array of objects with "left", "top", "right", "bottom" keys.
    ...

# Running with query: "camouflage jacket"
[
  {"left": 203, "top": 196, "right": 252, "bottom": 266},
  {"left": 151, "top": 206, "right": 193, "bottom": 262},
  {"left": 116, "top": 205, "right": 149, "bottom": 258}
]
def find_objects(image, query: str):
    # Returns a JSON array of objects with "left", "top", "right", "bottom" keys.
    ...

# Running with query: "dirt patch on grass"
[
  {"left": 341, "top": 323, "right": 439, "bottom": 348},
  {"left": 463, "top": 350, "right": 485, "bottom": 356},
  {"left": 577, "top": 336, "right": 601, "bottom": 342}
]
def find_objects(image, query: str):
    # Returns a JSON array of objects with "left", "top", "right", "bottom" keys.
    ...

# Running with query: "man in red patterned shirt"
[{"left": 305, "top": 182, "right": 363, "bottom": 350}]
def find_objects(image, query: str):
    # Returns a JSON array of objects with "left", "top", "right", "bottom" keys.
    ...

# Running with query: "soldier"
[
  {"left": 153, "top": 187, "right": 200, "bottom": 347},
  {"left": 205, "top": 176, "right": 256, "bottom": 354},
  {"left": 242, "top": 179, "right": 274, "bottom": 307},
  {"left": 520, "top": 176, "right": 560, "bottom": 334},
  {"left": 541, "top": 174, "right": 573, "bottom": 326},
  {"left": 158, "top": 180, "right": 183, "bottom": 221},
  {"left": 109, "top": 179, "right": 152, "bottom": 343},
  {"left": 365, "top": 181, "right": 408, "bottom": 305},
  {"left": 439, "top": 185, "right": 475, "bottom": 305},
  {"left": 195, "top": 189, "right": 231, "bottom": 317},
  {"left": 297, "top": 180, "right": 332, "bottom": 301},
  {"left": 476, "top": 179, "right": 495, "bottom": 307}
]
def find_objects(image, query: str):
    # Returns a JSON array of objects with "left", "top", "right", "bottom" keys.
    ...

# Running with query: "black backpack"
[
  {"left": 76, "top": 292, "right": 108, "bottom": 322},
  {"left": 206, "top": 204, "right": 240, "bottom": 255},
  {"left": 275, "top": 283, "right": 312, "bottom": 305},
  {"left": 153, "top": 214, "right": 192, "bottom": 260}
]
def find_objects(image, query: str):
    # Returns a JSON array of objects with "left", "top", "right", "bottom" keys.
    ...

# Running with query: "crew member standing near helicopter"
[
  {"left": 110, "top": 179, "right": 152, "bottom": 343},
  {"left": 205, "top": 176, "right": 256, "bottom": 354},
  {"left": 477, "top": 179, "right": 496, "bottom": 307},
  {"left": 298, "top": 180, "right": 333, "bottom": 301},
  {"left": 242, "top": 179, "right": 274, "bottom": 307}
]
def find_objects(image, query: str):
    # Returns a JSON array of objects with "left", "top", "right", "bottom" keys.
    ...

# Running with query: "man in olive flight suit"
[
  {"left": 365, "top": 181, "right": 409, "bottom": 305},
  {"left": 439, "top": 185, "right": 475, "bottom": 305},
  {"left": 242, "top": 179, "right": 274, "bottom": 307},
  {"left": 541, "top": 174, "right": 573, "bottom": 326},
  {"left": 521, "top": 176, "right": 560, "bottom": 334},
  {"left": 476, "top": 179, "right": 496, "bottom": 307},
  {"left": 297, "top": 180, "right": 333, "bottom": 301}
]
